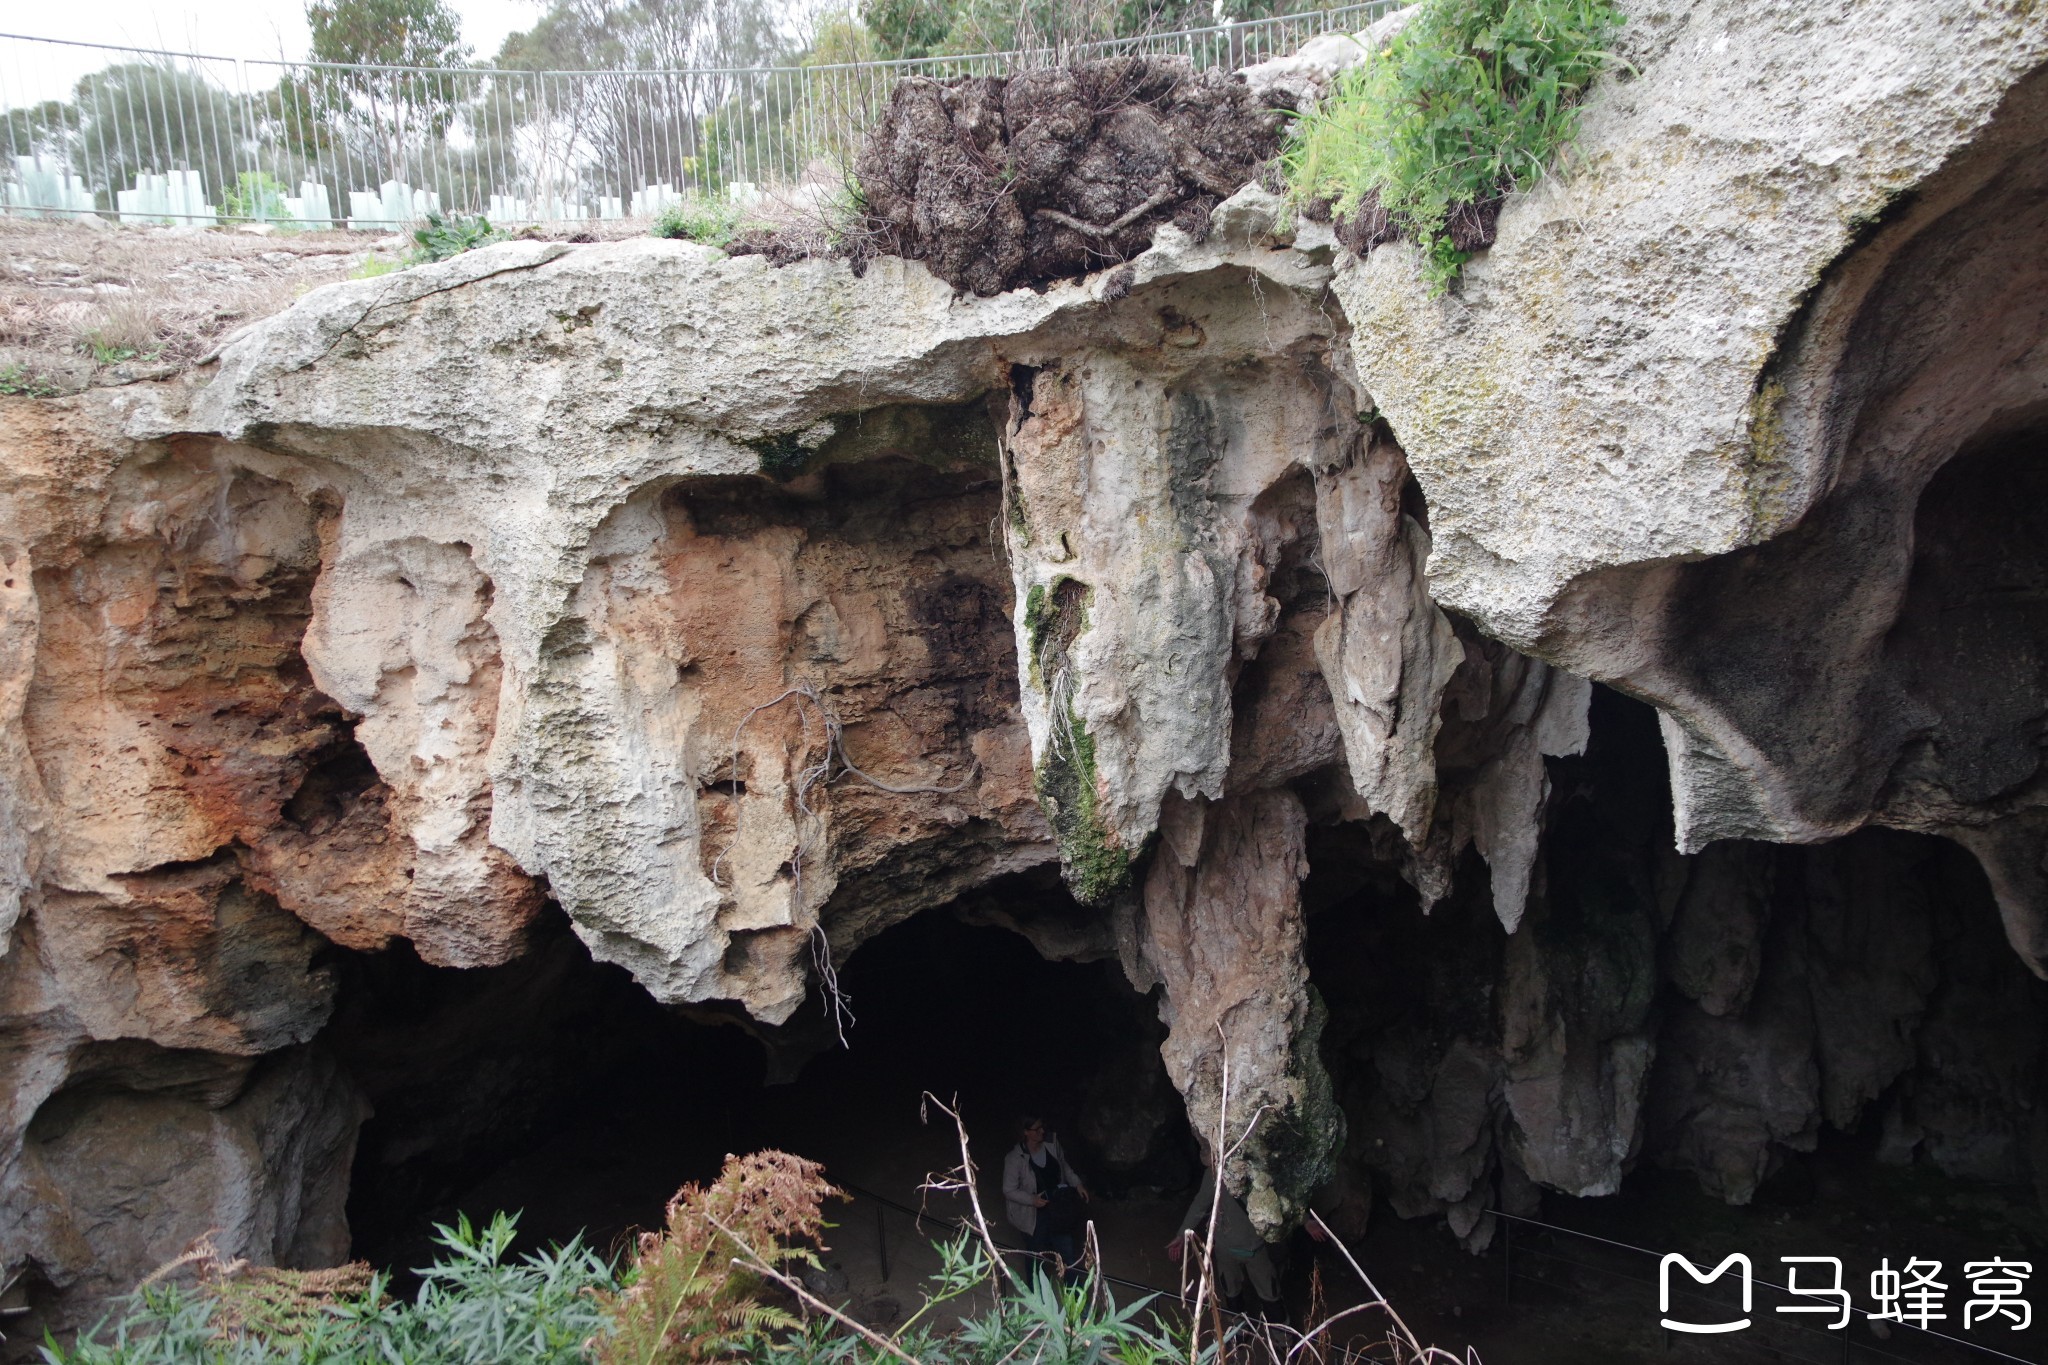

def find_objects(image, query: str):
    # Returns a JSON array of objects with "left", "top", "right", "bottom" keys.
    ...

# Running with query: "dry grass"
[
  {"left": 69, "top": 289, "right": 164, "bottom": 361},
  {"left": 0, "top": 216, "right": 386, "bottom": 388},
  {"left": 0, "top": 213, "right": 701, "bottom": 396}
]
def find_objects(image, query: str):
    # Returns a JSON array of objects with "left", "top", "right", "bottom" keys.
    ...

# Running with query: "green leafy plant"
[
  {"left": 39, "top": 1132, "right": 1447, "bottom": 1365},
  {"left": 223, "top": 172, "right": 291, "bottom": 223},
  {"left": 0, "top": 364, "right": 60, "bottom": 397},
  {"left": 648, "top": 198, "right": 753, "bottom": 249},
  {"left": 409, "top": 210, "right": 506, "bottom": 264},
  {"left": 1284, "top": 0, "right": 1624, "bottom": 292},
  {"left": 952, "top": 1268, "right": 1183, "bottom": 1365},
  {"left": 351, "top": 254, "right": 400, "bottom": 279},
  {"left": 594, "top": 1150, "right": 841, "bottom": 1365},
  {"left": 43, "top": 1214, "right": 613, "bottom": 1365}
]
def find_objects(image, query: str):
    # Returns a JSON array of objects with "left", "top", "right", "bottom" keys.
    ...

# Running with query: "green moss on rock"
[
  {"left": 749, "top": 432, "right": 812, "bottom": 479},
  {"left": 1036, "top": 711, "right": 1132, "bottom": 906},
  {"left": 1024, "top": 581, "right": 1051, "bottom": 652},
  {"left": 1024, "top": 576, "right": 1131, "bottom": 905}
]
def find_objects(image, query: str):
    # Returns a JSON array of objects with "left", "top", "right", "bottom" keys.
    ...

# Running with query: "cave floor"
[
  {"left": 426, "top": 1071, "right": 2048, "bottom": 1364},
  {"left": 439, "top": 1067, "right": 1195, "bottom": 1333}
]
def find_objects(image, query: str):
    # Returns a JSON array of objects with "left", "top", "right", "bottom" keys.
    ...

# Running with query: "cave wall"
[
  {"left": 0, "top": 426, "right": 376, "bottom": 1320},
  {"left": 1310, "top": 691, "right": 2048, "bottom": 1255},
  {"left": 1338, "top": 0, "right": 2048, "bottom": 966},
  {"left": 2, "top": 0, "right": 2045, "bottom": 1330}
]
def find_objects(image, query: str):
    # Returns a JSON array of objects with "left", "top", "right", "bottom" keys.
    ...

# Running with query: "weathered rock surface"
[
  {"left": 1337, "top": 0, "right": 2048, "bottom": 967},
  {"left": 2, "top": 0, "right": 2046, "bottom": 1332},
  {"left": 0, "top": 199, "right": 1595, "bottom": 1309},
  {"left": 1129, "top": 790, "right": 1337, "bottom": 1232}
]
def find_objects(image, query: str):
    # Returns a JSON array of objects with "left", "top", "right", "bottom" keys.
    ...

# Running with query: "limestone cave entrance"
[
  {"left": 327, "top": 870, "right": 1197, "bottom": 1305},
  {"left": 1298, "top": 688, "right": 2048, "bottom": 1363}
]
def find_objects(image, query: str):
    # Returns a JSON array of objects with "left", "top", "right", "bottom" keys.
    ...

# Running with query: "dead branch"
[
  {"left": 705, "top": 1213, "right": 926, "bottom": 1365},
  {"left": 1033, "top": 183, "right": 1177, "bottom": 239},
  {"left": 1306, "top": 1206, "right": 1475, "bottom": 1365},
  {"left": 920, "top": 1091, "right": 1025, "bottom": 1294}
]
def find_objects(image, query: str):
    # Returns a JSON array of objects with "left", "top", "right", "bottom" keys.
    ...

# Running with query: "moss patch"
[
  {"left": 1035, "top": 710, "right": 1133, "bottom": 906},
  {"left": 1025, "top": 576, "right": 1132, "bottom": 906},
  {"left": 1023, "top": 582, "right": 1050, "bottom": 686},
  {"left": 749, "top": 432, "right": 813, "bottom": 479},
  {"left": 1262, "top": 990, "right": 1344, "bottom": 1207}
]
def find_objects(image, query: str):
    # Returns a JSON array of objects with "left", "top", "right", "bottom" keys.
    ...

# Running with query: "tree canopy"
[{"left": 307, "top": 0, "right": 472, "bottom": 68}]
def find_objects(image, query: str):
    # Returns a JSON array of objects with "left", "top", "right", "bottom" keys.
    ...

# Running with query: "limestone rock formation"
[
  {"left": 2, "top": 0, "right": 2046, "bottom": 1335},
  {"left": 1336, "top": 0, "right": 2048, "bottom": 968}
]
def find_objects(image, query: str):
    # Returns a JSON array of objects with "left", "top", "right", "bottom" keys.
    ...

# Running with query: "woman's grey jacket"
[{"left": 1001, "top": 1137, "right": 1086, "bottom": 1236}]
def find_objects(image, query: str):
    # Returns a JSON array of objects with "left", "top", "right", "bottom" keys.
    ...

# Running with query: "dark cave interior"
[
  {"left": 330, "top": 879, "right": 1195, "bottom": 1278},
  {"left": 307, "top": 688, "right": 2048, "bottom": 1362}
]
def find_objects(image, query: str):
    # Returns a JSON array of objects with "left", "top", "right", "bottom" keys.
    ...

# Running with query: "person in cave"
[
  {"left": 1167, "top": 1142, "right": 1284, "bottom": 1323},
  {"left": 1002, "top": 1113, "right": 1092, "bottom": 1286}
]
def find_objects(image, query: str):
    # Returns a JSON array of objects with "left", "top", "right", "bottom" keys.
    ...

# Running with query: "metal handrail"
[{"left": 0, "top": 5, "right": 1393, "bottom": 227}]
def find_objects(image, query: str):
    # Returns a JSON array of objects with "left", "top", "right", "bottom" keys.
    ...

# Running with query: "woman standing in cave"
[
  {"left": 1003, "top": 1113, "right": 1092, "bottom": 1285},
  {"left": 1168, "top": 1141, "right": 1284, "bottom": 1322}
]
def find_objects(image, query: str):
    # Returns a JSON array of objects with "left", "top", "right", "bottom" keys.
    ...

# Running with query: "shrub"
[
  {"left": 593, "top": 1150, "right": 842, "bottom": 1365},
  {"left": 41, "top": 1213, "right": 614, "bottom": 1365},
  {"left": 223, "top": 172, "right": 291, "bottom": 223},
  {"left": 410, "top": 211, "right": 506, "bottom": 264},
  {"left": 1283, "top": 0, "right": 1624, "bottom": 292},
  {"left": 649, "top": 198, "right": 752, "bottom": 249}
]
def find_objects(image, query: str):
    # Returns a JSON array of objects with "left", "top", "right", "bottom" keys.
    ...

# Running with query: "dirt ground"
[
  {"left": 433, "top": 1086, "right": 2048, "bottom": 1365},
  {"left": 0, "top": 215, "right": 651, "bottom": 396}
]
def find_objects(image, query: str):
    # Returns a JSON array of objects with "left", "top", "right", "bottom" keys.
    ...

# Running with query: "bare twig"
[
  {"left": 1307, "top": 1206, "right": 1473, "bottom": 1364},
  {"left": 1282, "top": 1304, "right": 1381, "bottom": 1365},
  {"left": 920, "top": 1091, "right": 1024, "bottom": 1294},
  {"left": 706, "top": 1213, "right": 926, "bottom": 1365},
  {"left": 1188, "top": 1029, "right": 1231, "bottom": 1363}
]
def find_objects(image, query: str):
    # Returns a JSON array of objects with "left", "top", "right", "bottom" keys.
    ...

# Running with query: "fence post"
[
  {"left": 1501, "top": 1216, "right": 1511, "bottom": 1307},
  {"left": 3, "top": 12, "right": 1382, "bottom": 226}
]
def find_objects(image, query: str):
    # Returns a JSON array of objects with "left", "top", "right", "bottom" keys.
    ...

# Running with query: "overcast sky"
[{"left": 3, "top": 0, "right": 542, "bottom": 105}]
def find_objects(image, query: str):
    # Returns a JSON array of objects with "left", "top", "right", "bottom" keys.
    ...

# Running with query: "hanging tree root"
[{"left": 709, "top": 682, "right": 980, "bottom": 1046}]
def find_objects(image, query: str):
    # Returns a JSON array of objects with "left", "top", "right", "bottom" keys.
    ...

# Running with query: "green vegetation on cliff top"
[{"left": 1283, "top": 0, "right": 1624, "bottom": 292}]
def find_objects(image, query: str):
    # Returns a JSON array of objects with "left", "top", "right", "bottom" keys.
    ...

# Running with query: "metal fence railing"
[{"left": 0, "top": 5, "right": 1393, "bottom": 229}]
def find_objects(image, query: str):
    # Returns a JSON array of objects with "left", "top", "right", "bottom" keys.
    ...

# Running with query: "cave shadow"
[
  {"left": 1298, "top": 687, "right": 2048, "bottom": 1364},
  {"left": 329, "top": 876, "right": 1195, "bottom": 1291}
]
